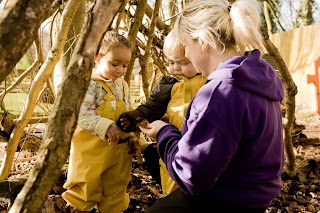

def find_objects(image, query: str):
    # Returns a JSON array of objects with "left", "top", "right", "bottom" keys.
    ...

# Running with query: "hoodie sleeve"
[
  {"left": 117, "top": 76, "right": 179, "bottom": 132},
  {"left": 157, "top": 83, "right": 239, "bottom": 196}
]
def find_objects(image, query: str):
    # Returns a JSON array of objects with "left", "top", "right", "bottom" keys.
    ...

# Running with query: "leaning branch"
[
  {"left": 0, "top": 0, "right": 58, "bottom": 83},
  {"left": 262, "top": 28, "right": 298, "bottom": 177}
]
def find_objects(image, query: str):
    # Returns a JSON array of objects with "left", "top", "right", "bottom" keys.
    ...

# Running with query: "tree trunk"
[
  {"left": 263, "top": 1, "right": 272, "bottom": 34},
  {"left": 0, "top": 0, "right": 59, "bottom": 83},
  {"left": 0, "top": 0, "right": 82, "bottom": 182},
  {"left": 298, "top": 0, "right": 314, "bottom": 26},
  {"left": 162, "top": 0, "right": 174, "bottom": 27},
  {"left": 53, "top": 1, "right": 85, "bottom": 95},
  {"left": 113, "top": 0, "right": 127, "bottom": 31},
  {"left": 8, "top": 0, "right": 124, "bottom": 212},
  {"left": 124, "top": 0, "right": 148, "bottom": 84},
  {"left": 146, "top": 1, "right": 170, "bottom": 35},
  {"left": 262, "top": 28, "right": 298, "bottom": 177},
  {"left": 140, "top": 0, "right": 161, "bottom": 99}
]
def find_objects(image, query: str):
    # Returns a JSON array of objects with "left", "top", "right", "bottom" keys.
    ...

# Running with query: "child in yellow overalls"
[
  {"left": 62, "top": 31, "right": 137, "bottom": 213},
  {"left": 117, "top": 31, "right": 207, "bottom": 197}
]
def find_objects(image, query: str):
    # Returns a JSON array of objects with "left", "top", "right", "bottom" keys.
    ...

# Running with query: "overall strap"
[
  {"left": 97, "top": 79, "right": 130, "bottom": 110},
  {"left": 97, "top": 80, "right": 113, "bottom": 95},
  {"left": 97, "top": 80, "right": 116, "bottom": 109}
]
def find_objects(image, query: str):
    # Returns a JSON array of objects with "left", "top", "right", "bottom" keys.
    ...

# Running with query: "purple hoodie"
[{"left": 157, "top": 50, "right": 285, "bottom": 208}]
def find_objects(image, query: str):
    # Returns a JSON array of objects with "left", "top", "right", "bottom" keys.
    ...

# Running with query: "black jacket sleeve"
[{"left": 116, "top": 76, "right": 179, "bottom": 132}]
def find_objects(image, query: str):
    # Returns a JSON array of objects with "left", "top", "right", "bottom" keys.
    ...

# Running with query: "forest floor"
[{"left": 0, "top": 110, "right": 319, "bottom": 213}]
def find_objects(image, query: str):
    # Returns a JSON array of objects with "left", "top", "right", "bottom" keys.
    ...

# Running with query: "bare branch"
[
  {"left": 0, "top": 0, "right": 58, "bottom": 83},
  {"left": 8, "top": 0, "right": 124, "bottom": 212}
]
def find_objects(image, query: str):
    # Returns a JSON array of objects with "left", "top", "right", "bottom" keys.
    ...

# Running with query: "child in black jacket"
[{"left": 117, "top": 31, "right": 206, "bottom": 196}]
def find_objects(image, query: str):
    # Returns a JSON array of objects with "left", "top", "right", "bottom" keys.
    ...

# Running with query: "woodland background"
[{"left": 0, "top": 0, "right": 319, "bottom": 212}]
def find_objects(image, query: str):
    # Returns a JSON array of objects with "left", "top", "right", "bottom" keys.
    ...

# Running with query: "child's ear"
[{"left": 95, "top": 54, "right": 101, "bottom": 64}]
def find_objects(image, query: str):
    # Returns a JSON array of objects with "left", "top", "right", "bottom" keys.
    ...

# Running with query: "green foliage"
[{"left": 1, "top": 93, "right": 51, "bottom": 116}]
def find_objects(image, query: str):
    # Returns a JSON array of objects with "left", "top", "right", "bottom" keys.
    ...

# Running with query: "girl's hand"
[
  {"left": 106, "top": 125, "right": 121, "bottom": 143},
  {"left": 138, "top": 120, "right": 168, "bottom": 138}
]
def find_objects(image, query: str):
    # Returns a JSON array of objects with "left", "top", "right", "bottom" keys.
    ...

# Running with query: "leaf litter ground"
[{"left": 0, "top": 111, "right": 319, "bottom": 213}]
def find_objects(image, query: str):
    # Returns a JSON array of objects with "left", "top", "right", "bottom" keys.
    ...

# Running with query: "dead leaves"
[{"left": 268, "top": 158, "right": 320, "bottom": 213}]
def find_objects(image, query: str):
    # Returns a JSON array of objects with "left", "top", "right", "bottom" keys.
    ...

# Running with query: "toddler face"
[
  {"left": 96, "top": 46, "right": 131, "bottom": 81},
  {"left": 167, "top": 55, "right": 198, "bottom": 78}
]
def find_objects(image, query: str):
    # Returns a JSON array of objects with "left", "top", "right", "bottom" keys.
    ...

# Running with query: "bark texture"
[
  {"left": 140, "top": 0, "right": 161, "bottom": 99},
  {"left": 0, "top": 0, "right": 58, "bottom": 83},
  {"left": 8, "top": 0, "right": 124, "bottom": 212},
  {"left": 0, "top": 0, "right": 82, "bottom": 183},
  {"left": 262, "top": 28, "right": 298, "bottom": 177},
  {"left": 124, "top": 0, "right": 148, "bottom": 84}
]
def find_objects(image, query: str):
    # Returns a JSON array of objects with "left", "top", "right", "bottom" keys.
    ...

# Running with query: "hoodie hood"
[
  {"left": 91, "top": 69, "right": 115, "bottom": 84},
  {"left": 207, "top": 50, "right": 284, "bottom": 101},
  {"left": 91, "top": 70, "right": 107, "bottom": 81}
]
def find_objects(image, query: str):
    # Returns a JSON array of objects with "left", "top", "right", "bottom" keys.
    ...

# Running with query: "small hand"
[
  {"left": 106, "top": 125, "right": 121, "bottom": 143},
  {"left": 120, "top": 117, "right": 131, "bottom": 130},
  {"left": 138, "top": 120, "right": 168, "bottom": 138}
]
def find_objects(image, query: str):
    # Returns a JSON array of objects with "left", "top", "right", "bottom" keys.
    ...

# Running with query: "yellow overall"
[
  {"left": 62, "top": 80, "right": 135, "bottom": 213},
  {"left": 160, "top": 75, "right": 206, "bottom": 197}
]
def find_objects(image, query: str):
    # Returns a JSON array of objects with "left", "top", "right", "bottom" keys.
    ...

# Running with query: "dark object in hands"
[
  {"left": 118, "top": 136, "right": 139, "bottom": 154},
  {"left": 136, "top": 115, "right": 148, "bottom": 129},
  {"left": 118, "top": 137, "right": 131, "bottom": 144}
]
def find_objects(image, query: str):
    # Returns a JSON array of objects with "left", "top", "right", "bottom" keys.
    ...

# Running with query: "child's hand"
[
  {"left": 138, "top": 120, "right": 168, "bottom": 138},
  {"left": 119, "top": 117, "right": 132, "bottom": 131},
  {"left": 106, "top": 125, "right": 121, "bottom": 143}
]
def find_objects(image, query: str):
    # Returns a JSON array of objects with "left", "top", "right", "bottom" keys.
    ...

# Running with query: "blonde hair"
[
  {"left": 173, "top": 0, "right": 266, "bottom": 54},
  {"left": 99, "top": 30, "right": 132, "bottom": 55},
  {"left": 163, "top": 30, "right": 185, "bottom": 59}
]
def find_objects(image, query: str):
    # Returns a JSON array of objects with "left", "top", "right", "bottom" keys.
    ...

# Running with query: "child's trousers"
[
  {"left": 143, "top": 144, "right": 178, "bottom": 196},
  {"left": 62, "top": 126, "right": 132, "bottom": 213}
]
